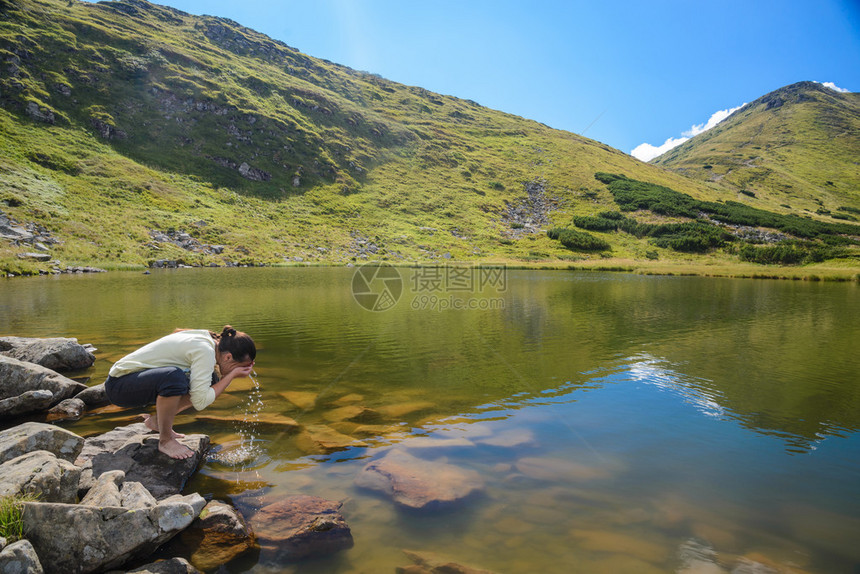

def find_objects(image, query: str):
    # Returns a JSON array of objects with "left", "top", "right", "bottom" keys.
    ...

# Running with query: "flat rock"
[
  {"left": 278, "top": 390, "right": 318, "bottom": 410},
  {"left": 23, "top": 499, "right": 201, "bottom": 574},
  {"left": 250, "top": 495, "right": 353, "bottom": 562},
  {"left": 178, "top": 500, "right": 255, "bottom": 571},
  {"left": 0, "top": 450, "right": 80, "bottom": 503},
  {"left": 355, "top": 449, "right": 484, "bottom": 510},
  {"left": 0, "top": 421, "right": 85, "bottom": 464},
  {"left": 77, "top": 423, "right": 209, "bottom": 500},
  {"left": 0, "top": 355, "right": 87, "bottom": 407},
  {"left": 196, "top": 413, "right": 300, "bottom": 433},
  {"left": 0, "top": 540, "right": 44, "bottom": 574},
  {"left": 295, "top": 424, "right": 368, "bottom": 454},
  {"left": 0, "top": 336, "right": 95, "bottom": 372},
  {"left": 0, "top": 389, "right": 54, "bottom": 417}
]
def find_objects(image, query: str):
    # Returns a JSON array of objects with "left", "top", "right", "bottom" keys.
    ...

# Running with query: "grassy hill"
[
  {"left": 652, "top": 82, "right": 860, "bottom": 219},
  {"left": 1, "top": 0, "right": 857, "bottom": 279}
]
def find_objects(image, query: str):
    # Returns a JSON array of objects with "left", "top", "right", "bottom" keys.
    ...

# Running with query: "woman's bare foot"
[
  {"left": 141, "top": 414, "right": 185, "bottom": 438},
  {"left": 158, "top": 438, "right": 194, "bottom": 460}
]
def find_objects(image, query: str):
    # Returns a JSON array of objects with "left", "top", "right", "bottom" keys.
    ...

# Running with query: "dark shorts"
[{"left": 104, "top": 366, "right": 190, "bottom": 408}]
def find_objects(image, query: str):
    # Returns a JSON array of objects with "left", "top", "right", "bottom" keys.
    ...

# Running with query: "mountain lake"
[{"left": 1, "top": 267, "right": 858, "bottom": 573}]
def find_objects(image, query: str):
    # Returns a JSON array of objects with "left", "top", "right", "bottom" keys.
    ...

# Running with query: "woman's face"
[{"left": 219, "top": 352, "right": 254, "bottom": 376}]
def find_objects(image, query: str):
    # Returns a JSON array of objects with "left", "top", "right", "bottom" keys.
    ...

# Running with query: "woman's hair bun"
[{"left": 221, "top": 325, "right": 237, "bottom": 338}]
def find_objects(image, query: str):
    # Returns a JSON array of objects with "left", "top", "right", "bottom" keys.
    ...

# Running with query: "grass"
[{"left": 0, "top": 494, "right": 37, "bottom": 543}]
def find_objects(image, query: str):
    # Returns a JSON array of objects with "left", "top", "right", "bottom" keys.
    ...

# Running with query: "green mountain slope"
[
  {"left": 0, "top": 0, "right": 857, "bottom": 277},
  {"left": 652, "top": 82, "right": 860, "bottom": 219}
]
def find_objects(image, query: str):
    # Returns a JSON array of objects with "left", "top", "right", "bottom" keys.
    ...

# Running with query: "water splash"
[{"left": 209, "top": 370, "right": 265, "bottom": 468}]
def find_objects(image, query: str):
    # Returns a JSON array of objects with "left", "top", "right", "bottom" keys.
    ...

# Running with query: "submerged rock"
[
  {"left": 250, "top": 495, "right": 353, "bottom": 562},
  {"left": 295, "top": 424, "right": 368, "bottom": 454},
  {"left": 355, "top": 449, "right": 484, "bottom": 510},
  {"left": 278, "top": 390, "right": 318, "bottom": 410},
  {"left": 398, "top": 549, "right": 498, "bottom": 574}
]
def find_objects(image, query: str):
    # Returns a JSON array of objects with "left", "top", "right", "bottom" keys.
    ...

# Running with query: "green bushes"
[
  {"left": 571, "top": 215, "right": 619, "bottom": 231},
  {"left": 735, "top": 243, "right": 843, "bottom": 265},
  {"left": 547, "top": 227, "right": 610, "bottom": 251},
  {"left": 594, "top": 173, "right": 860, "bottom": 239}
]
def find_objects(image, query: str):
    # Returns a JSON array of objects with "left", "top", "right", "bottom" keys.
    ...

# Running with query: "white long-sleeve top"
[{"left": 108, "top": 330, "right": 217, "bottom": 410}]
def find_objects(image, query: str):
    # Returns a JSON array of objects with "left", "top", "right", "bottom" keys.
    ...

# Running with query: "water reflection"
[{"left": 2, "top": 269, "right": 859, "bottom": 572}]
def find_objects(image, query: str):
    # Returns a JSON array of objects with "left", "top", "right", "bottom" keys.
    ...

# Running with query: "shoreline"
[{"left": 3, "top": 257, "right": 859, "bottom": 283}]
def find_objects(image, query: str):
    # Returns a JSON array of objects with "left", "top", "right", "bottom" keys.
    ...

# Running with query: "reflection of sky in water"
[{"left": 624, "top": 354, "right": 727, "bottom": 419}]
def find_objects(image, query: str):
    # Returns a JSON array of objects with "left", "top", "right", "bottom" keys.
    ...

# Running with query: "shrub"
[
  {"left": 572, "top": 215, "right": 619, "bottom": 231},
  {"left": 550, "top": 228, "right": 610, "bottom": 252}
]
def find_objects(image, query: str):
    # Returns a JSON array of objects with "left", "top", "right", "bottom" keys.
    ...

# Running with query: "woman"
[{"left": 105, "top": 325, "right": 256, "bottom": 459}]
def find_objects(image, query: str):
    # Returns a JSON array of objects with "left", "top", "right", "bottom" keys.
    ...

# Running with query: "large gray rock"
[
  {"left": 120, "top": 481, "right": 158, "bottom": 509},
  {"left": 0, "top": 450, "right": 81, "bottom": 503},
  {"left": 0, "top": 422, "right": 85, "bottom": 464},
  {"left": 249, "top": 495, "right": 353, "bottom": 562},
  {"left": 0, "top": 389, "right": 54, "bottom": 417},
  {"left": 355, "top": 449, "right": 484, "bottom": 510},
  {"left": 178, "top": 499, "right": 255, "bottom": 571},
  {"left": 23, "top": 499, "right": 201, "bottom": 574},
  {"left": 0, "top": 355, "right": 87, "bottom": 407},
  {"left": 74, "top": 382, "right": 110, "bottom": 408},
  {"left": 76, "top": 423, "right": 209, "bottom": 500},
  {"left": 0, "top": 539, "right": 45, "bottom": 574},
  {"left": 0, "top": 336, "right": 96, "bottom": 372}
]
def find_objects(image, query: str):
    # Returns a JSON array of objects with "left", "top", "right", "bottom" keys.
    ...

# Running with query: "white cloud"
[
  {"left": 816, "top": 81, "right": 849, "bottom": 93},
  {"left": 630, "top": 104, "right": 745, "bottom": 162}
]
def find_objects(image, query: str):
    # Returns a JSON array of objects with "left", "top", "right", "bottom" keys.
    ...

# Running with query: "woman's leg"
[{"left": 155, "top": 394, "right": 195, "bottom": 459}]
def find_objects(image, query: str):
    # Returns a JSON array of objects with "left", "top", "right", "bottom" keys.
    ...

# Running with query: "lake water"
[{"left": 1, "top": 267, "right": 858, "bottom": 573}]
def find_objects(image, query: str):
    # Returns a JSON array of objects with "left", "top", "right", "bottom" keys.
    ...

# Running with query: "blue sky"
[{"left": 92, "top": 0, "right": 859, "bottom": 160}]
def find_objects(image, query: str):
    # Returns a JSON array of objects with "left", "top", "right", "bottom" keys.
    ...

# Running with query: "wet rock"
[
  {"left": 0, "top": 389, "right": 54, "bottom": 417},
  {"left": 250, "top": 495, "right": 353, "bottom": 562},
  {"left": 23, "top": 498, "right": 201, "bottom": 574},
  {"left": 295, "top": 424, "right": 368, "bottom": 454},
  {"left": 398, "top": 549, "right": 497, "bottom": 574},
  {"left": 0, "top": 421, "right": 85, "bottom": 464},
  {"left": 0, "top": 356, "right": 88, "bottom": 408},
  {"left": 75, "top": 382, "right": 110, "bottom": 408},
  {"left": 355, "top": 449, "right": 484, "bottom": 510},
  {"left": 46, "top": 397, "right": 85, "bottom": 421},
  {"left": 0, "top": 539, "right": 44, "bottom": 574},
  {"left": 0, "top": 336, "right": 96, "bottom": 372},
  {"left": 0, "top": 450, "right": 81, "bottom": 503},
  {"left": 76, "top": 423, "right": 209, "bottom": 500},
  {"left": 179, "top": 500, "right": 255, "bottom": 570}
]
